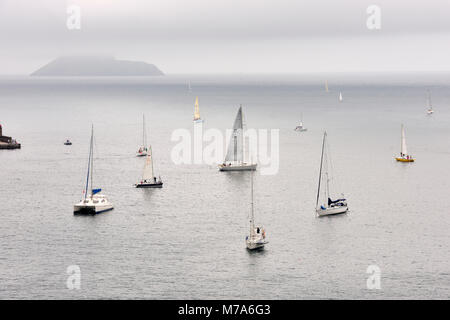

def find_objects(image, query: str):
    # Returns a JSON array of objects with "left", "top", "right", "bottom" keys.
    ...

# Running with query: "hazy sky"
[{"left": 1, "top": 0, "right": 450, "bottom": 74}]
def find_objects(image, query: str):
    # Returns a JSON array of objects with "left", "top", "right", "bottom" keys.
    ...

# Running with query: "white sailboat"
[
  {"left": 325, "top": 80, "right": 329, "bottom": 93},
  {"left": 136, "top": 114, "right": 148, "bottom": 157},
  {"left": 246, "top": 170, "right": 267, "bottom": 250},
  {"left": 426, "top": 90, "right": 434, "bottom": 115},
  {"left": 219, "top": 105, "right": 257, "bottom": 171},
  {"left": 193, "top": 96, "right": 203, "bottom": 123},
  {"left": 315, "top": 132, "right": 348, "bottom": 217},
  {"left": 295, "top": 113, "right": 307, "bottom": 132},
  {"left": 135, "top": 146, "right": 163, "bottom": 188},
  {"left": 74, "top": 125, "right": 114, "bottom": 215},
  {"left": 395, "top": 124, "right": 415, "bottom": 162},
  {"left": 339, "top": 92, "right": 343, "bottom": 102}
]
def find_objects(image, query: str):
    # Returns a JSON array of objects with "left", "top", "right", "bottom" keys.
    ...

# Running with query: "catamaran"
[
  {"left": 193, "top": 96, "right": 203, "bottom": 123},
  {"left": 426, "top": 91, "right": 434, "bottom": 115},
  {"left": 136, "top": 114, "right": 148, "bottom": 157},
  {"left": 135, "top": 146, "right": 163, "bottom": 188},
  {"left": 339, "top": 92, "right": 343, "bottom": 102},
  {"left": 315, "top": 131, "right": 348, "bottom": 217},
  {"left": 295, "top": 113, "right": 307, "bottom": 132},
  {"left": 219, "top": 105, "right": 257, "bottom": 171},
  {"left": 74, "top": 125, "right": 114, "bottom": 215},
  {"left": 246, "top": 170, "right": 267, "bottom": 250},
  {"left": 395, "top": 124, "right": 415, "bottom": 162}
]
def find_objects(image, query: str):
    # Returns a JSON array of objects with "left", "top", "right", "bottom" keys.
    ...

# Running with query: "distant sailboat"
[
  {"left": 426, "top": 90, "right": 434, "bottom": 115},
  {"left": 339, "top": 92, "right": 343, "bottom": 102},
  {"left": 135, "top": 146, "right": 163, "bottom": 188},
  {"left": 74, "top": 125, "right": 114, "bottom": 215},
  {"left": 246, "top": 170, "right": 267, "bottom": 250},
  {"left": 315, "top": 132, "right": 348, "bottom": 217},
  {"left": 136, "top": 114, "right": 148, "bottom": 157},
  {"left": 219, "top": 105, "right": 257, "bottom": 171},
  {"left": 325, "top": 80, "right": 329, "bottom": 92},
  {"left": 193, "top": 96, "right": 203, "bottom": 123},
  {"left": 395, "top": 124, "right": 415, "bottom": 162},
  {"left": 295, "top": 113, "right": 307, "bottom": 132}
]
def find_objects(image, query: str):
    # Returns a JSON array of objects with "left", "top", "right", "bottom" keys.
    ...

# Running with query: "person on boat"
[
  {"left": 154, "top": 177, "right": 157, "bottom": 183},
  {"left": 256, "top": 227, "right": 260, "bottom": 234}
]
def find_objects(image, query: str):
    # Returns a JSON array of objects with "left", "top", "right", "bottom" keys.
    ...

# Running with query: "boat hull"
[
  {"left": 219, "top": 163, "right": 257, "bottom": 171},
  {"left": 317, "top": 205, "right": 348, "bottom": 217},
  {"left": 73, "top": 204, "right": 114, "bottom": 215},
  {"left": 396, "top": 157, "right": 414, "bottom": 162},
  {"left": 246, "top": 240, "right": 267, "bottom": 250},
  {"left": 135, "top": 182, "right": 163, "bottom": 188}
]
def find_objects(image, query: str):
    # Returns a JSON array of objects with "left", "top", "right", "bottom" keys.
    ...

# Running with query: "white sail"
[
  {"left": 339, "top": 92, "right": 343, "bottom": 102},
  {"left": 224, "top": 106, "right": 244, "bottom": 163},
  {"left": 194, "top": 96, "right": 201, "bottom": 120},
  {"left": 401, "top": 125, "right": 408, "bottom": 156},
  {"left": 325, "top": 80, "right": 329, "bottom": 92},
  {"left": 142, "top": 147, "right": 154, "bottom": 181}
]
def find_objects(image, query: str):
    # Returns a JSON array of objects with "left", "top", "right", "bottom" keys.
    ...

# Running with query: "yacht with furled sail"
[
  {"left": 193, "top": 96, "right": 203, "bottom": 123},
  {"left": 295, "top": 113, "right": 307, "bottom": 132},
  {"left": 315, "top": 131, "right": 348, "bottom": 217},
  {"left": 74, "top": 125, "right": 114, "bottom": 215},
  {"left": 246, "top": 170, "right": 267, "bottom": 250},
  {"left": 136, "top": 114, "right": 148, "bottom": 157},
  {"left": 426, "top": 90, "right": 434, "bottom": 115},
  {"left": 395, "top": 124, "right": 415, "bottom": 162},
  {"left": 135, "top": 146, "right": 163, "bottom": 188},
  {"left": 219, "top": 105, "right": 257, "bottom": 171}
]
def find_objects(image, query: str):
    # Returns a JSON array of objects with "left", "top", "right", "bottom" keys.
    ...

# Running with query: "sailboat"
[
  {"left": 74, "top": 125, "right": 114, "bottom": 215},
  {"left": 395, "top": 124, "right": 415, "bottom": 162},
  {"left": 135, "top": 146, "right": 163, "bottom": 188},
  {"left": 315, "top": 132, "right": 348, "bottom": 217},
  {"left": 193, "top": 96, "right": 203, "bottom": 123},
  {"left": 295, "top": 113, "right": 307, "bottom": 132},
  {"left": 136, "top": 114, "right": 148, "bottom": 157},
  {"left": 219, "top": 105, "right": 257, "bottom": 171},
  {"left": 339, "top": 92, "right": 343, "bottom": 102},
  {"left": 325, "top": 80, "right": 329, "bottom": 93},
  {"left": 426, "top": 91, "right": 434, "bottom": 115},
  {"left": 246, "top": 170, "right": 267, "bottom": 250}
]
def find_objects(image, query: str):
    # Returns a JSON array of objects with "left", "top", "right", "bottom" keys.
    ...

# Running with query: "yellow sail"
[{"left": 194, "top": 96, "right": 201, "bottom": 120}]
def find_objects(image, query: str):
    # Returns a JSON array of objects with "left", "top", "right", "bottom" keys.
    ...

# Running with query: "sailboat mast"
[
  {"left": 84, "top": 126, "right": 93, "bottom": 200},
  {"left": 250, "top": 170, "right": 254, "bottom": 235},
  {"left": 316, "top": 132, "right": 326, "bottom": 208},
  {"left": 240, "top": 105, "right": 245, "bottom": 164},
  {"left": 150, "top": 145, "right": 154, "bottom": 178},
  {"left": 143, "top": 114, "right": 146, "bottom": 147}
]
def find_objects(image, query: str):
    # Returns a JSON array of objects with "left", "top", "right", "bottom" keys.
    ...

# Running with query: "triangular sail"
[
  {"left": 142, "top": 146, "right": 154, "bottom": 180},
  {"left": 224, "top": 106, "right": 244, "bottom": 163},
  {"left": 339, "top": 92, "right": 343, "bottom": 101},
  {"left": 194, "top": 96, "right": 201, "bottom": 120},
  {"left": 401, "top": 125, "right": 408, "bottom": 156}
]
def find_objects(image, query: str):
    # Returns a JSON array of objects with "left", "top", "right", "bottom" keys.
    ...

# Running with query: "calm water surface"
[{"left": 0, "top": 74, "right": 449, "bottom": 299}]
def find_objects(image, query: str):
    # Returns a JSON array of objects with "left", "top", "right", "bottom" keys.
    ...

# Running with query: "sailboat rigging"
[
  {"left": 245, "top": 170, "right": 267, "bottom": 250},
  {"left": 74, "top": 125, "right": 114, "bottom": 215},
  {"left": 219, "top": 105, "right": 257, "bottom": 171},
  {"left": 315, "top": 131, "right": 348, "bottom": 217}
]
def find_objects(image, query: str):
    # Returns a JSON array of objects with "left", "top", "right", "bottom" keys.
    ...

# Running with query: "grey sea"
[{"left": 0, "top": 73, "right": 449, "bottom": 299}]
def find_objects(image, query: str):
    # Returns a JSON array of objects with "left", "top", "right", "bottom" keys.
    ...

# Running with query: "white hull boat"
[
  {"left": 74, "top": 194, "right": 114, "bottom": 215},
  {"left": 135, "top": 146, "right": 163, "bottom": 188},
  {"left": 315, "top": 131, "right": 348, "bottom": 217},
  {"left": 246, "top": 171, "right": 267, "bottom": 250},
  {"left": 219, "top": 105, "right": 257, "bottom": 172},
  {"left": 219, "top": 163, "right": 257, "bottom": 171},
  {"left": 74, "top": 125, "right": 113, "bottom": 215}
]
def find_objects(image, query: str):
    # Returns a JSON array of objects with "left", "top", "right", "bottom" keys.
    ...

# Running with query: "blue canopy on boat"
[{"left": 92, "top": 188, "right": 102, "bottom": 195}]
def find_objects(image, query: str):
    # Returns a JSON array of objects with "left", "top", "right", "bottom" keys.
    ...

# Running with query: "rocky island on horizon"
[{"left": 30, "top": 56, "right": 164, "bottom": 77}]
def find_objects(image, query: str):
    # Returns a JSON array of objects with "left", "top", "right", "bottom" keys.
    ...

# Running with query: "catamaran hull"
[
  {"left": 135, "top": 182, "right": 163, "bottom": 188},
  {"left": 317, "top": 206, "right": 348, "bottom": 217},
  {"left": 219, "top": 164, "right": 257, "bottom": 171},
  {"left": 73, "top": 204, "right": 114, "bottom": 215}
]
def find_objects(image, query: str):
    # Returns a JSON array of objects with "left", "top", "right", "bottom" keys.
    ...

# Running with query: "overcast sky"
[{"left": 1, "top": 0, "right": 450, "bottom": 74}]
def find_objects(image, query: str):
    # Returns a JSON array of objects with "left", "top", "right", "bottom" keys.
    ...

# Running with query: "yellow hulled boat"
[{"left": 395, "top": 124, "right": 415, "bottom": 162}]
